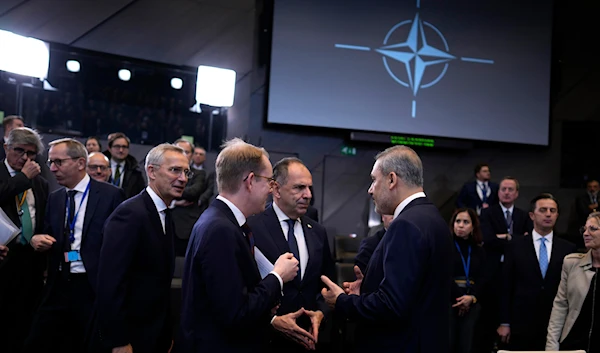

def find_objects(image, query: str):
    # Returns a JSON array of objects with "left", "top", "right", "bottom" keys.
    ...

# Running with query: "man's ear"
[{"left": 388, "top": 172, "right": 398, "bottom": 190}]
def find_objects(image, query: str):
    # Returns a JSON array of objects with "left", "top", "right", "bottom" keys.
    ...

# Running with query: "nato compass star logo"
[{"left": 334, "top": 2, "right": 494, "bottom": 118}]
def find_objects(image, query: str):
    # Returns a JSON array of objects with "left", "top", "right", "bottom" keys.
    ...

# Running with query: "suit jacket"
[
  {"left": 96, "top": 190, "right": 175, "bottom": 352},
  {"left": 172, "top": 170, "right": 206, "bottom": 240},
  {"left": 456, "top": 180, "right": 499, "bottom": 211},
  {"left": 355, "top": 228, "right": 386, "bottom": 274},
  {"left": 179, "top": 199, "right": 282, "bottom": 353},
  {"left": 546, "top": 251, "right": 596, "bottom": 350},
  {"left": 247, "top": 205, "right": 335, "bottom": 328},
  {"left": 198, "top": 170, "right": 215, "bottom": 213},
  {"left": 335, "top": 197, "right": 453, "bottom": 352},
  {"left": 480, "top": 203, "right": 532, "bottom": 275},
  {"left": 500, "top": 233, "right": 576, "bottom": 337},
  {"left": 42, "top": 178, "right": 124, "bottom": 297}
]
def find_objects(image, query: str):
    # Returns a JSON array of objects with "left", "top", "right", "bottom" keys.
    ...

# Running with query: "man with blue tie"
[
  {"left": 456, "top": 163, "right": 499, "bottom": 215},
  {"left": 179, "top": 138, "right": 301, "bottom": 353},
  {"left": 25, "top": 138, "right": 124, "bottom": 353},
  {"left": 247, "top": 157, "right": 335, "bottom": 352},
  {"left": 497, "top": 193, "right": 576, "bottom": 351},
  {"left": 0, "top": 127, "right": 49, "bottom": 353}
]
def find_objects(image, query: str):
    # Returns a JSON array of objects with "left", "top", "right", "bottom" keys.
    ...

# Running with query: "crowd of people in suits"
[{"left": 2, "top": 111, "right": 600, "bottom": 353}]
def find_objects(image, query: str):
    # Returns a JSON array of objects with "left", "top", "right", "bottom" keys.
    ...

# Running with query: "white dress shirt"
[
  {"left": 5, "top": 159, "right": 36, "bottom": 238},
  {"left": 532, "top": 230, "right": 553, "bottom": 262},
  {"left": 476, "top": 180, "right": 491, "bottom": 201},
  {"left": 272, "top": 201, "right": 309, "bottom": 280},
  {"left": 393, "top": 191, "right": 426, "bottom": 220},
  {"left": 66, "top": 174, "right": 91, "bottom": 273},
  {"left": 216, "top": 195, "right": 283, "bottom": 289},
  {"left": 110, "top": 159, "right": 125, "bottom": 187}
]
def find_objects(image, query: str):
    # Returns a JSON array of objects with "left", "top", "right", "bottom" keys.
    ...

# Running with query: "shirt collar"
[
  {"left": 146, "top": 186, "right": 172, "bottom": 214},
  {"left": 192, "top": 163, "right": 204, "bottom": 170},
  {"left": 111, "top": 159, "right": 124, "bottom": 169},
  {"left": 69, "top": 174, "right": 91, "bottom": 193},
  {"left": 477, "top": 180, "right": 488, "bottom": 187},
  {"left": 216, "top": 195, "right": 246, "bottom": 227},
  {"left": 500, "top": 203, "right": 514, "bottom": 214},
  {"left": 393, "top": 191, "right": 426, "bottom": 219},
  {"left": 533, "top": 229, "right": 553, "bottom": 243},
  {"left": 4, "top": 159, "right": 17, "bottom": 177},
  {"left": 272, "top": 201, "right": 302, "bottom": 225}
]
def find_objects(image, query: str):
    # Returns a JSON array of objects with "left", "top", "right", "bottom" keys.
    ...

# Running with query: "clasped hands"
[{"left": 272, "top": 308, "right": 324, "bottom": 351}]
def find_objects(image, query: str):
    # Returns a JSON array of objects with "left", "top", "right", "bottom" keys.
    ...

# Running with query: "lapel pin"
[{"left": 307, "top": 224, "right": 312, "bottom": 229}]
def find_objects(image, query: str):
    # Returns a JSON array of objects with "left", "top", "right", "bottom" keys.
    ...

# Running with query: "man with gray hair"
[
  {"left": 321, "top": 145, "right": 452, "bottom": 353},
  {"left": 96, "top": 143, "right": 190, "bottom": 353},
  {"left": 180, "top": 138, "right": 301, "bottom": 352},
  {"left": 0, "top": 127, "right": 49, "bottom": 353},
  {"left": 25, "top": 138, "right": 124, "bottom": 353},
  {"left": 87, "top": 152, "right": 111, "bottom": 183}
]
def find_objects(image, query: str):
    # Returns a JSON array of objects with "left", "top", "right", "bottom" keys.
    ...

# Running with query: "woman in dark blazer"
[
  {"left": 450, "top": 208, "right": 486, "bottom": 353},
  {"left": 546, "top": 211, "right": 600, "bottom": 351}
]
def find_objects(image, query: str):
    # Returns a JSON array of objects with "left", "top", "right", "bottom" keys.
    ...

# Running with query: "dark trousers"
[
  {"left": 450, "top": 303, "right": 481, "bottom": 353},
  {"left": 24, "top": 273, "right": 95, "bottom": 353}
]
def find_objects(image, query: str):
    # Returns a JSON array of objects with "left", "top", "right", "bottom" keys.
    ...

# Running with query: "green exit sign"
[{"left": 341, "top": 146, "right": 357, "bottom": 156}]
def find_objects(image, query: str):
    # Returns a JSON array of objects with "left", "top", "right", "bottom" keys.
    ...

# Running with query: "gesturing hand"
[
  {"left": 342, "top": 265, "right": 364, "bottom": 295},
  {"left": 320, "top": 275, "right": 344, "bottom": 309}
]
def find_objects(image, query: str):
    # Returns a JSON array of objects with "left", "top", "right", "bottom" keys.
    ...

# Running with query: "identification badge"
[{"left": 64, "top": 250, "right": 82, "bottom": 263}]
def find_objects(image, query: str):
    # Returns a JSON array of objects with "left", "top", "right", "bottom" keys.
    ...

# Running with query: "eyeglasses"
[
  {"left": 243, "top": 172, "right": 276, "bottom": 184},
  {"left": 580, "top": 226, "right": 600, "bottom": 234},
  {"left": 87, "top": 164, "right": 109, "bottom": 172},
  {"left": 111, "top": 144, "right": 129, "bottom": 150},
  {"left": 152, "top": 164, "right": 194, "bottom": 179},
  {"left": 46, "top": 158, "right": 78, "bottom": 167},
  {"left": 10, "top": 146, "right": 37, "bottom": 158}
]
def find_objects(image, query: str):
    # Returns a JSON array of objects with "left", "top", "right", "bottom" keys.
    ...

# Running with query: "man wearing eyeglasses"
[
  {"left": 246, "top": 157, "right": 335, "bottom": 352},
  {"left": 103, "top": 132, "right": 145, "bottom": 199},
  {"left": 87, "top": 152, "right": 111, "bottom": 183},
  {"left": 0, "top": 127, "right": 49, "bottom": 353},
  {"left": 95, "top": 143, "right": 190, "bottom": 353},
  {"left": 24, "top": 138, "right": 124, "bottom": 353}
]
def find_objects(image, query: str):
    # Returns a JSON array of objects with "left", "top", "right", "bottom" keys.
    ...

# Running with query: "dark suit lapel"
[
  {"left": 301, "top": 217, "right": 317, "bottom": 283},
  {"left": 142, "top": 191, "right": 172, "bottom": 269},
  {"left": 525, "top": 235, "right": 544, "bottom": 279},
  {"left": 547, "top": 239, "right": 563, "bottom": 282},
  {"left": 82, "top": 179, "right": 100, "bottom": 242},
  {"left": 55, "top": 189, "right": 67, "bottom": 248},
  {"left": 264, "top": 206, "right": 290, "bottom": 256},
  {"left": 492, "top": 205, "right": 507, "bottom": 232}
]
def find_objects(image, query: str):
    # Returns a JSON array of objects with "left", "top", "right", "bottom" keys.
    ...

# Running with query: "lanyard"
[
  {"left": 454, "top": 241, "right": 472, "bottom": 288},
  {"left": 15, "top": 190, "right": 27, "bottom": 214},
  {"left": 65, "top": 182, "right": 91, "bottom": 244},
  {"left": 478, "top": 183, "right": 488, "bottom": 202}
]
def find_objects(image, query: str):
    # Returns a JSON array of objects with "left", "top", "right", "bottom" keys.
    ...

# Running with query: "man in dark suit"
[
  {"left": 456, "top": 163, "right": 499, "bottom": 215},
  {"left": 25, "top": 138, "right": 124, "bottom": 353},
  {"left": 247, "top": 157, "right": 335, "bottom": 352},
  {"left": 497, "top": 193, "right": 576, "bottom": 351},
  {"left": 95, "top": 143, "right": 190, "bottom": 353},
  {"left": 321, "top": 146, "right": 453, "bottom": 353},
  {"left": 0, "top": 127, "right": 48, "bottom": 353},
  {"left": 171, "top": 139, "right": 207, "bottom": 256},
  {"left": 190, "top": 146, "right": 215, "bottom": 214},
  {"left": 103, "top": 132, "right": 145, "bottom": 199},
  {"left": 180, "top": 138, "right": 302, "bottom": 353},
  {"left": 354, "top": 214, "right": 393, "bottom": 274},
  {"left": 478, "top": 176, "right": 531, "bottom": 352}
]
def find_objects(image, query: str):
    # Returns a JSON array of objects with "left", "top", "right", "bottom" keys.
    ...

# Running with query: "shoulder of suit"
[{"left": 565, "top": 252, "right": 586, "bottom": 260}]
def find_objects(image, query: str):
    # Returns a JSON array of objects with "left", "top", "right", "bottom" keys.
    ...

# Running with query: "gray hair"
[
  {"left": 273, "top": 157, "right": 305, "bottom": 186},
  {"left": 216, "top": 138, "right": 269, "bottom": 193},
  {"left": 375, "top": 145, "right": 423, "bottom": 188},
  {"left": 6, "top": 127, "right": 44, "bottom": 154},
  {"left": 49, "top": 138, "right": 88, "bottom": 163},
  {"left": 145, "top": 143, "right": 186, "bottom": 177}
]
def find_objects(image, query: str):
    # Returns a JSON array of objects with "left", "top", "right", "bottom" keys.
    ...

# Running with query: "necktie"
[
  {"left": 62, "top": 190, "right": 77, "bottom": 278},
  {"left": 481, "top": 183, "right": 488, "bottom": 203},
  {"left": 17, "top": 192, "right": 33, "bottom": 245},
  {"left": 286, "top": 219, "right": 301, "bottom": 282},
  {"left": 241, "top": 223, "right": 255, "bottom": 257},
  {"left": 539, "top": 237, "right": 548, "bottom": 278},
  {"left": 505, "top": 210, "right": 512, "bottom": 234},
  {"left": 113, "top": 164, "right": 122, "bottom": 187}
]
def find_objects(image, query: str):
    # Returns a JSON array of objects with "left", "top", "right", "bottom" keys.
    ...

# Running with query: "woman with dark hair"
[
  {"left": 85, "top": 136, "right": 101, "bottom": 153},
  {"left": 450, "top": 207, "right": 487, "bottom": 353}
]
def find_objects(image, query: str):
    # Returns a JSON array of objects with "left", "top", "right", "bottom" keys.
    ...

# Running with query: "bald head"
[{"left": 87, "top": 152, "right": 110, "bottom": 182}]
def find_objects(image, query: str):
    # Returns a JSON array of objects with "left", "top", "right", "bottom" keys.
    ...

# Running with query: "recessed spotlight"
[
  {"left": 66, "top": 60, "right": 80, "bottom": 73},
  {"left": 118, "top": 69, "right": 131, "bottom": 81},
  {"left": 171, "top": 77, "right": 183, "bottom": 90}
]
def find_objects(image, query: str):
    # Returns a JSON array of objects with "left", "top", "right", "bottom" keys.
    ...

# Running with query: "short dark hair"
[
  {"left": 529, "top": 193, "right": 559, "bottom": 213},
  {"left": 450, "top": 207, "right": 482, "bottom": 245},
  {"left": 108, "top": 132, "right": 130, "bottom": 148},
  {"left": 86, "top": 136, "right": 102, "bottom": 150},
  {"left": 499, "top": 176, "right": 520, "bottom": 191},
  {"left": 272, "top": 157, "right": 305, "bottom": 186},
  {"left": 587, "top": 179, "right": 599, "bottom": 186},
  {"left": 2, "top": 115, "right": 23, "bottom": 130},
  {"left": 474, "top": 163, "right": 489, "bottom": 176}
]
